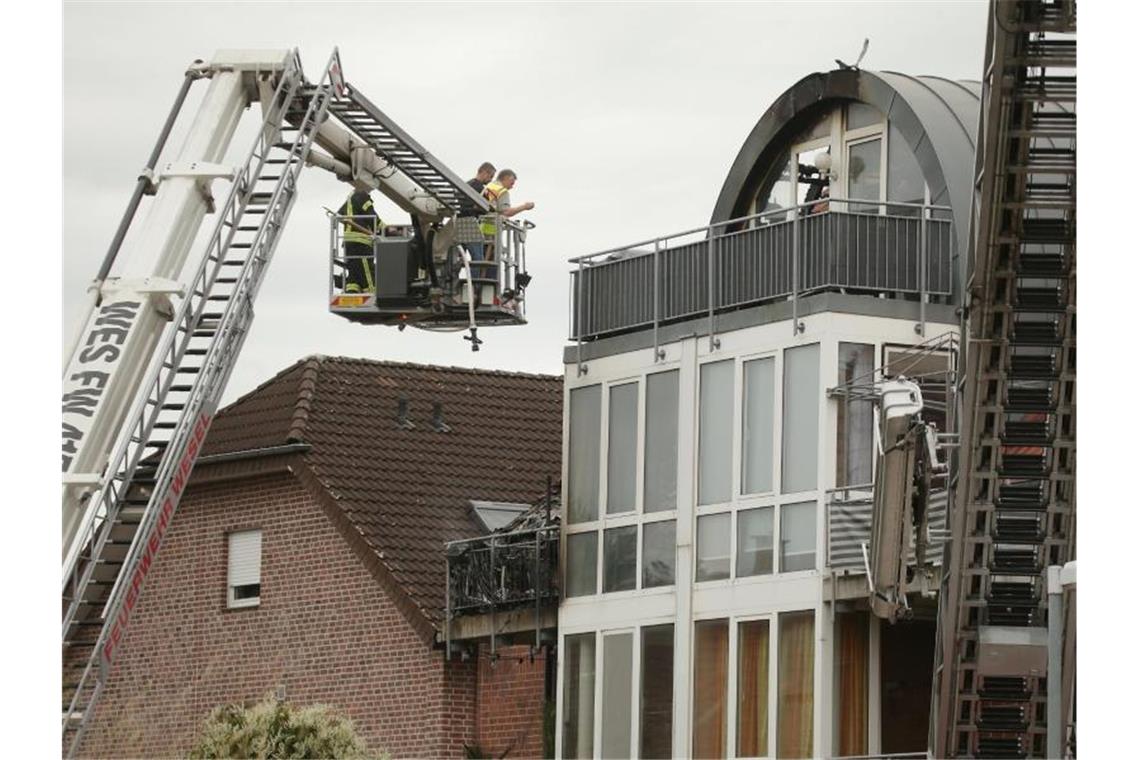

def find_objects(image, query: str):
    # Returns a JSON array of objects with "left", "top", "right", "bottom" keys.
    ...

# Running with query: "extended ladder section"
[
  {"left": 931, "top": 1, "right": 1075, "bottom": 757},
  {"left": 61, "top": 51, "right": 337, "bottom": 756}
]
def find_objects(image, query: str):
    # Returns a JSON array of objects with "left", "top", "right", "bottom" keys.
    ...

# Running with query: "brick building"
[{"left": 73, "top": 356, "right": 563, "bottom": 758}]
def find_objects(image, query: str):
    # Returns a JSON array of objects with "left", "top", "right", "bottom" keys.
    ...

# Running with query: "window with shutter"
[{"left": 227, "top": 529, "right": 262, "bottom": 608}]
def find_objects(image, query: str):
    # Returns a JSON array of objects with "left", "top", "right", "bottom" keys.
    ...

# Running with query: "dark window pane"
[
  {"left": 640, "top": 625, "right": 674, "bottom": 759},
  {"left": 603, "top": 526, "right": 637, "bottom": 592},
  {"left": 567, "top": 532, "right": 598, "bottom": 597},
  {"left": 563, "top": 633, "right": 596, "bottom": 759},
  {"left": 837, "top": 343, "right": 875, "bottom": 487},
  {"left": 642, "top": 520, "right": 676, "bottom": 588}
]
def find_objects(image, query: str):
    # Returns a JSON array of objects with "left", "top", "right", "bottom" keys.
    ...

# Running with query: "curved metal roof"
[{"left": 710, "top": 69, "right": 980, "bottom": 296}]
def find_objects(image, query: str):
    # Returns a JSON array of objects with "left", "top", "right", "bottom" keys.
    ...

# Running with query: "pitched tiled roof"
[{"left": 202, "top": 356, "right": 563, "bottom": 626}]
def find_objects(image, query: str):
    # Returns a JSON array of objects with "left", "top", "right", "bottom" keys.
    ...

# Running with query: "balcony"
[
  {"left": 569, "top": 201, "right": 954, "bottom": 342},
  {"left": 826, "top": 484, "right": 949, "bottom": 575}
]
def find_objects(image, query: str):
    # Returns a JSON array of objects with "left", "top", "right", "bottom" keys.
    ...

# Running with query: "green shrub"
[{"left": 187, "top": 695, "right": 383, "bottom": 759}]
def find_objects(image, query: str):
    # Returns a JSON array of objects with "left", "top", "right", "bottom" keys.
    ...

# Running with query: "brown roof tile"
[{"left": 202, "top": 356, "right": 563, "bottom": 625}]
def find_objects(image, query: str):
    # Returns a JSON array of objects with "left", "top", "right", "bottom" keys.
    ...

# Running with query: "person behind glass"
[
  {"left": 480, "top": 169, "right": 535, "bottom": 261},
  {"left": 337, "top": 188, "right": 382, "bottom": 293},
  {"left": 459, "top": 161, "right": 495, "bottom": 262}
]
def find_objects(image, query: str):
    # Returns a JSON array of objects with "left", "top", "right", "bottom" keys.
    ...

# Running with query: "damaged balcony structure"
[{"left": 559, "top": 69, "right": 978, "bottom": 759}]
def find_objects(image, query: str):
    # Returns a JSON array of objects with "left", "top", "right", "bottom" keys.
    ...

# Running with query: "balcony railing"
[
  {"left": 445, "top": 526, "right": 559, "bottom": 617},
  {"left": 827, "top": 484, "right": 949, "bottom": 573},
  {"left": 568, "top": 200, "right": 954, "bottom": 348}
]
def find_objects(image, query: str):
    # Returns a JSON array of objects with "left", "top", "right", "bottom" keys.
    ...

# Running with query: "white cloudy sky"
[{"left": 63, "top": 1, "right": 987, "bottom": 402}]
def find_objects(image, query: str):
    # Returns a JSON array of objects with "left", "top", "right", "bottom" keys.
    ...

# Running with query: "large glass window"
[
  {"left": 837, "top": 343, "right": 875, "bottom": 487},
  {"left": 696, "top": 513, "right": 731, "bottom": 582},
  {"left": 836, "top": 612, "right": 870, "bottom": 756},
  {"left": 644, "top": 370, "right": 680, "bottom": 512},
  {"left": 566, "top": 532, "right": 598, "bottom": 597},
  {"left": 847, "top": 138, "right": 882, "bottom": 213},
  {"left": 887, "top": 123, "right": 926, "bottom": 214},
  {"left": 601, "top": 632, "right": 633, "bottom": 759},
  {"left": 642, "top": 520, "right": 676, "bottom": 588},
  {"left": 569, "top": 385, "right": 601, "bottom": 523},
  {"left": 640, "top": 625, "right": 674, "bottom": 759},
  {"left": 742, "top": 357, "right": 775, "bottom": 495},
  {"left": 736, "top": 507, "right": 774, "bottom": 578},
  {"left": 607, "top": 383, "right": 638, "bottom": 514},
  {"left": 780, "top": 501, "right": 817, "bottom": 572},
  {"left": 782, "top": 344, "right": 820, "bottom": 494},
  {"left": 737, "top": 620, "right": 771, "bottom": 758},
  {"left": 778, "top": 611, "right": 815, "bottom": 759},
  {"left": 699, "top": 361, "right": 734, "bottom": 505},
  {"left": 603, "top": 526, "right": 637, "bottom": 593},
  {"left": 693, "top": 620, "right": 729, "bottom": 759},
  {"left": 562, "top": 633, "right": 596, "bottom": 759}
]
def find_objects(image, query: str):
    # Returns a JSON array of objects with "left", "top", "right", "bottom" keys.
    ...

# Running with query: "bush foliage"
[{"left": 187, "top": 695, "right": 381, "bottom": 759}]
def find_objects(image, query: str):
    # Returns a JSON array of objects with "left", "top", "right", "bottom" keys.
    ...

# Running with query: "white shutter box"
[{"left": 228, "top": 530, "right": 262, "bottom": 589}]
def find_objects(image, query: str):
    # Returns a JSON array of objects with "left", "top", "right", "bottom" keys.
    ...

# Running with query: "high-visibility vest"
[
  {"left": 480, "top": 182, "right": 507, "bottom": 236},
  {"left": 343, "top": 195, "right": 380, "bottom": 245}
]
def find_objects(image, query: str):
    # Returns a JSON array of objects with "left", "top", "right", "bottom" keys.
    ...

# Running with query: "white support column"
[
  {"left": 672, "top": 336, "right": 698, "bottom": 757},
  {"left": 61, "top": 50, "right": 290, "bottom": 558}
]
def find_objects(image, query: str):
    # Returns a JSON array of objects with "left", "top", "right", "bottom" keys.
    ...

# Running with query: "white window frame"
[{"left": 227, "top": 528, "right": 262, "bottom": 609}]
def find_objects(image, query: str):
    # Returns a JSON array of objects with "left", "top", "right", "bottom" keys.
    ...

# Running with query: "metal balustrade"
[
  {"left": 568, "top": 200, "right": 954, "bottom": 344},
  {"left": 827, "top": 484, "right": 949, "bottom": 572}
]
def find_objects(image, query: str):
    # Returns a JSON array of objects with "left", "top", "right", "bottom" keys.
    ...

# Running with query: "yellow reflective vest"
[
  {"left": 479, "top": 182, "right": 508, "bottom": 236},
  {"left": 342, "top": 193, "right": 381, "bottom": 245}
]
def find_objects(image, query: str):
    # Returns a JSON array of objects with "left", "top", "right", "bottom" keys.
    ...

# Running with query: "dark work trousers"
[{"left": 343, "top": 241, "right": 374, "bottom": 292}]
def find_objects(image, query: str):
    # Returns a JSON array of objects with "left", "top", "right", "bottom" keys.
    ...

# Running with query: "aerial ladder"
[
  {"left": 60, "top": 48, "right": 533, "bottom": 756},
  {"left": 928, "top": 1, "right": 1077, "bottom": 757}
]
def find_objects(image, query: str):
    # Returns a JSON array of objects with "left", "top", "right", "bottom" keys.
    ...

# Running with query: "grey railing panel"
[
  {"left": 569, "top": 207, "right": 954, "bottom": 341},
  {"left": 828, "top": 487, "right": 948, "bottom": 572}
]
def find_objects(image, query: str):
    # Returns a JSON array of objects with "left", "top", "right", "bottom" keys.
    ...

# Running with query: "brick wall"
[
  {"left": 475, "top": 644, "right": 549, "bottom": 759},
  {"left": 77, "top": 469, "right": 478, "bottom": 758}
]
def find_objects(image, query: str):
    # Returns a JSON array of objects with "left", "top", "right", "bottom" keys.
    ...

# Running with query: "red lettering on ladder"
[{"left": 102, "top": 412, "right": 211, "bottom": 666}]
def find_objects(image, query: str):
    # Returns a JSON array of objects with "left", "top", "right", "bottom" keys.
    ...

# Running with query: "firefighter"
[
  {"left": 337, "top": 189, "right": 382, "bottom": 293},
  {"left": 479, "top": 169, "right": 534, "bottom": 261}
]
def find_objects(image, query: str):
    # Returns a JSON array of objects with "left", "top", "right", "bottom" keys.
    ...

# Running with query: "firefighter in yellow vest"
[
  {"left": 337, "top": 189, "right": 382, "bottom": 293},
  {"left": 479, "top": 169, "right": 535, "bottom": 261}
]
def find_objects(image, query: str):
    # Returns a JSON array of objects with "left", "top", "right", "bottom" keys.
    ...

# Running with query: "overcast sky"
[{"left": 63, "top": 1, "right": 987, "bottom": 402}]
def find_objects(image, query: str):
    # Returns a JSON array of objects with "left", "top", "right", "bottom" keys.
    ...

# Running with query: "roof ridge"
[
  {"left": 286, "top": 357, "right": 325, "bottom": 443},
  {"left": 314, "top": 354, "right": 562, "bottom": 381}
]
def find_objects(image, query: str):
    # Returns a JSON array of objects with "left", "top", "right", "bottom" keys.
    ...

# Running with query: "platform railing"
[
  {"left": 827, "top": 483, "right": 949, "bottom": 572},
  {"left": 568, "top": 199, "right": 954, "bottom": 363}
]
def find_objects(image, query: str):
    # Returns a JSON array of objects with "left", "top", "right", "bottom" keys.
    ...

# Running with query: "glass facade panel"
[
  {"left": 699, "top": 360, "right": 734, "bottom": 505},
  {"left": 645, "top": 370, "right": 680, "bottom": 513},
  {"left": 847, "top": 138, "right": 882, "bottom": 213},
  {"left": 837, "top": 612, "right": 870, "bottom": 756},
  {"left": 607, "top": 382, "right": 638, "bottom": 514},
  {"left": 569, "top": 385, "right": 601, "bottom": 523},
  {"left": 782, "top": 344, "right": 820, "bottom": 494},
  {"left": 777, "top": 611, "right": 815, "bottom": 759},
  {"left": 736, "top": 507, "right": 774, "bottom": 578},
  {"left": 601, "top": 632, "right": 633, "bottom": 759},
  {"left": 641, "top": 625, "right": 675, "bottom": 759},
  {"left": 737, "top": 620, "right": 771, "bottom": 758},
  {"left": 642, "top": 520, "right": 676, "bottom": 588},
  {"left": 742, "top": 357, "right": 775, "bottom": 494},
  {"left": 566, "top": 532, "right": 598, "bottom": 597},
  {"left": 603, "top": 526, "right": 637, "bottom": 593},
  {"left": 696, "top": 513, "right": 731, "bottom": 582},
  {"left": 837, "top": 343, "right": 875, "bottom": 487},
  {"left": 693, "top": 620, "right": 729, "bottom": 759},
  {"left": 887, "top": 122, "right": 926, "bottom": 215},
  {"left": 847, "top": 101, "right": 883, "bottom": 130},
  {"left": 562, "top": 633, "right": 596, "bottom": 759},
  {"left": 780, "top": 501, "right": 816, "bottom": 572}
]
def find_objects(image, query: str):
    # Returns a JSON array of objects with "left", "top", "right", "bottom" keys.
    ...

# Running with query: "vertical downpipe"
[
  {"left": 792, "top": 207, "right": 801, "bottom": 334},
  {"left": 707, "top": 230, "right": 718, "bottom": 351},
  {"left": 920, "top": 205, "right": 929, "bottom": 336}
]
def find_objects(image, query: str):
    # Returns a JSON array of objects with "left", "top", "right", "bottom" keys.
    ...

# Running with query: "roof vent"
[
  {"left": 431, "top": 401, "right": 451, "bottom": 433},
  {"left": 397, "top": 397, "right": 415, "bottom": 430}
]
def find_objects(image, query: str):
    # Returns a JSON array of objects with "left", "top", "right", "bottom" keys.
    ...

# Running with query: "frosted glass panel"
[
  {"left": 699, "top": 361, "right": 734, "bottom": 505},
  {"left": 602, "top": 632, "right": 633, "bottom": 759},
  {"left": 566, "top": 532, "right": 597, "bottom": 597},
  {"left": 780, "top": 501, "right": 816, "bottom": 572},
  {"left": 607, "top": 383, "right": 638, "bottom": 514},
  {"left": 742, "top": 357, "right": 775, "bottom": 494},
  {"left": 782, "top": 344, "right": 820, "bottom": 494},
  {"left": 697, "top": 513, "right": 731, "bottom": 582},
  {"left": 644, "top": 371, "right": 679, "bottom": 513},
  {"left": 569, "top": 385, "right": 601, "bottom": 523}
]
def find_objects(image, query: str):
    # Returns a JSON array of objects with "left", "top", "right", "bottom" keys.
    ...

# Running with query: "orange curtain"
[
  {"left": 837, "top": 612, "right": 869, "bottom": 756},
  {"left": 737, "top": 620, "right": 770, "bottom": 757},
  {"left": 693, "top": 620, "right": 729, "bottom": 759},
  {"left": 778, "top": 611, "right": 815, "bottom": 759}
]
